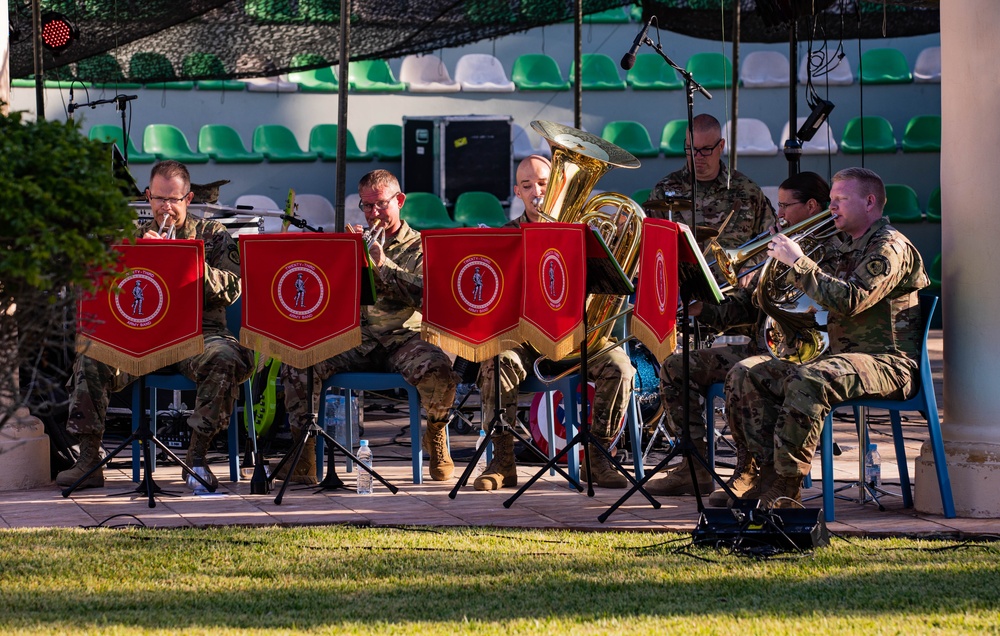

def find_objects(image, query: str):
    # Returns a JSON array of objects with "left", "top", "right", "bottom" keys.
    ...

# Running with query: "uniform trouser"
[
  {"left": 66, "top": 334, "right": 254, "bottom": 437},
  {"left": 281, "top": 335, "right": 459, "bottom": 428},
  {"left": 725, "top": 353, "right": 917, "bottom": 477},
  {"left": 659, "top": 343, "right": 757, "bottom": 443},
  {"left": 477, "top": 345, "right": 636, "bottom": 440}
]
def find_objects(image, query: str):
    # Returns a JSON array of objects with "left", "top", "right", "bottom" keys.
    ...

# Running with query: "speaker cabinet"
[{"left": 693, "top": 506, "right": 830, "bottom": 551}]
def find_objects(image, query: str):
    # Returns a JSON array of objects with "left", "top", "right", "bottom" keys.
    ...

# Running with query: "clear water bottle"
[
  {"left": 356, "top": 439, "right": 373, "bottom": 495},
  {"left": 864, "top": 443, "right": 882, "bottom": 489},
  {"left": 475, "top": 430, "right": 488, "bottom": 476}
]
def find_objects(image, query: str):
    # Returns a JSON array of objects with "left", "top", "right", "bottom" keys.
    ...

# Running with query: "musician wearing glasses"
[
  {"left": 474, "top": 155, "right": 637, "bottom": 490},
  {"left": 57, "top": 160, "right": 254, "bottom": 490},
  {"left": 647, "top": 113, "right": 775, "bottom": 252},
  {"left": 279, "top": 170, "right": 459, "bottom": 483},
  {"left": 724, "top": 167, "right": 928, "bottom": 508},
  {"left": 648, "top": 172, "right": 836, "bottom": 498}
]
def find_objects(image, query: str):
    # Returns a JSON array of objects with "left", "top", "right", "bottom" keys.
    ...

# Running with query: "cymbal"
[
  {"left": 641, "top": 197, "right": 693, "bottom": 213},
  {"left": 695, "top": 225, "right": 719, "bottom": 242}
]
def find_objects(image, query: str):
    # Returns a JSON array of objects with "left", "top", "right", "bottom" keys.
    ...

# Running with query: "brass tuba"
[{"left": 528, "top": 121, "right": 645, "bottom": 379}]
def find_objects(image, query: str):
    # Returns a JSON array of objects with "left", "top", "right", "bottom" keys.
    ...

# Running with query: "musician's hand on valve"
[
  {"left": 767, "top": 233, "right": 804, "bottom": 267},
  {"left": 368, "top": 241, "right": 385, "bottom": 267}
]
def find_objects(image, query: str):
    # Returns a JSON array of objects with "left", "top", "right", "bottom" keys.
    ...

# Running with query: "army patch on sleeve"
[
  {"left": 865, "top": 254, "right": 890, "bottom": 277},
  {"left": 228, "top": 245, "right": 240, "bottom": 265}
]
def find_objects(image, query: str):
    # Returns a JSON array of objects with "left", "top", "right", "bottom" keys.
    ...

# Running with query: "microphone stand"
[{"left": 69, "top": 94, "right": 139, "bottom": 165}]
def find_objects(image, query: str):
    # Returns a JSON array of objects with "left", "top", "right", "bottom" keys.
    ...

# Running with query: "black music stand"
[
  {"left": 504, "top": 228, "right": 659, "bottom": 509},
  {"left": 599, "top": 224, "right": 731, "bottom": 522}
]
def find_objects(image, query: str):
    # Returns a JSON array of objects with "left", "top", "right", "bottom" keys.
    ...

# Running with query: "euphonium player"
[
  {"left": 279, "top": 170, "right": 460, "bottom": 483},
  {"left": 57, "top": 161, "right": 254, "bottom": 490},
  {"left": 474, "top": 155, "right": 637, "bottom": 490},
  {"left": 648, "top": 172, "right": 838, "bottom": 499},
  {"left": 725, "top": 167, "right": 928, "bottom": 508}
]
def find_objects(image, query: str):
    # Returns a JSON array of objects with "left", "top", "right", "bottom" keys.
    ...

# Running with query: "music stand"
[{"left": 504, "top": 228, "right": 659, "bottom": 509}]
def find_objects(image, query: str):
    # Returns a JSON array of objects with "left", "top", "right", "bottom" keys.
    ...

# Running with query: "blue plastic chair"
[
  {"left": 817, "top": 295, "right": 954, "bottom": 522},
  {"left": 705, "top": 382, "right": 726, "bottom": 469}
]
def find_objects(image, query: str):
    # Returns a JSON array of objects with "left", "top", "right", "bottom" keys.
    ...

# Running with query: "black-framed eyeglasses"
[
  {"left": 148, "top": 192, "right": 190, "bottom": 205},
  {"left": 359, "top": 192, "right": 400, "bottom": 213},
  {"left": 685, "top": 139, "right": 722, "bottom": 157},
  {"left": 777, "top": 201, "right": 805, "bottom": 211}
]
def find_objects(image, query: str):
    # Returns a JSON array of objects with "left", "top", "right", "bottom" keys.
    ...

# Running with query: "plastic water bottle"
[
  {"left": 475, "top": 430, "right": 488, "bottom": 476},
  {"left": 356, "top": 440, "right": 373, "bottom": 495},
  {"left": 864, "top": 443, "right": 882, "bottom": 489}
]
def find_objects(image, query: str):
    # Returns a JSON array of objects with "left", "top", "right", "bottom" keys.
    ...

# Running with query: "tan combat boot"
[
  {"left": 645, "top": 436, "right": 713, "bottom": 496},
  {"left": 422, "top": 419, "right": 454, "bottom": 481},
  {"left": 55, "top": 433, "right": 105, "bottom": 489},
  {"left": 185, "top": 429, "right": 219, "bottom": 490},
  {"left": 274, "top": 426, "right": 318, "bottom": 484},
  {"left": 707, "top": 448, "right": 771, "bottom": 507},
  {"left": 759, "top": 473, "right": 803, "bottom": 509},
  {"left": 474, "top": 430, "right": 517, "bottom": 491},
  {"left": 580, "top": 437, "right": 628, "bottom": 489}
]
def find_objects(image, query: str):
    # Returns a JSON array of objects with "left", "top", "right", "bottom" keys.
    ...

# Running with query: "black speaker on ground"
[{"left": 693, "top": 505, "right": 830, "bottom": 551}]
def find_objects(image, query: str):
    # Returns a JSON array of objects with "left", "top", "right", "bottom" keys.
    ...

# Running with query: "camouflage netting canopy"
[{"left": 8, "top": 0, "right": 939, "bottom": 84}]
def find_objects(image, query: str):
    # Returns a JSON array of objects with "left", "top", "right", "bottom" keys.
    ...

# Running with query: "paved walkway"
[{"left": 3, "top": 331, "right": 997, "bottom": 537}]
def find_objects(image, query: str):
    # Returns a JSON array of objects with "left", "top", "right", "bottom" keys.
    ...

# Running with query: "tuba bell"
[{"left": 528, "top": 121, "right": 645, "bottom": 379}]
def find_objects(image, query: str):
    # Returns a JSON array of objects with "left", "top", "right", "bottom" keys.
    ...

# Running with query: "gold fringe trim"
[
  {"left": 77, "top": 337, "right": 205, "bottom": 376},
  {"left": 630, "top": 316, "right": 677, "bottom": 363},
  {"left": 421, "top": 325, "right": 522, "bottom": 363},
  {"left": 518, "top": 319, "right": 585, "bottom": 362},
  {"left": 240, "top": 328, "right": 361, "bottom": 369}
]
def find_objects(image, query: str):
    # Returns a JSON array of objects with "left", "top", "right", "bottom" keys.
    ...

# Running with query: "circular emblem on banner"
[
  {"left": 540, "top": 249, "right": 568, "bottom": 310},
  {"left": 654, "top": 249, "right": 667, "bottom": 314},
  {"left": 454, "top": 255, "right": 503, "bottom": 315},
  {"left": 112, "top": 268, "right": 168, "bottom": 329},
  {"left": 273, "top": 261, "right": 330, "bottom": 321}
]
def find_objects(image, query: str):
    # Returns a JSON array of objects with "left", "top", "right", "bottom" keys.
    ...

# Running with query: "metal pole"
[
  {"left": 574, "top": 0, "right": 582, "bottom": 129},
  {"left": 31, "top": 0, "right": 43, "bottom": 118},
  {"left": 335, "top": 0, "right": 351, "bottom": 232},
  {"left": 729, "top": 1, "right": 740, "bottom": 172}
]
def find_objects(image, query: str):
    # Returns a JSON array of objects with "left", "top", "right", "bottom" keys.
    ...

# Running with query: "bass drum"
[
  {"left": 528, "top": 383, "right": 594, "bottom": 464},
  {"left": 629, "top": 342, "right": 663, "bottom": 430}
]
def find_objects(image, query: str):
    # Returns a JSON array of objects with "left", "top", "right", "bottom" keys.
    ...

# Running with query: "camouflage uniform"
[
  {"left": 726, "top": 218, "right": 928, "bottom": 477},
  {"left": 67, "top": 218, "right": 254, "bottom": 438},
  {"left": 281, "top": 220, "right": 458, "bottom": 432}
]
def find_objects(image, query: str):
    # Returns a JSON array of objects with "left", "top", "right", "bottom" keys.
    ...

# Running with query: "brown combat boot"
[
  {"left": 707, "top": 448, "right": 771, "bottom": 506},
  {"left": 759, "top": 474, "right": 803, "bottom": 509},
  {"left": 474, "top": 430, "right": 517, "bottom": 491},
  {"left": 580, "top": 437, "right": 628, "bottom": 489},
  {"left": 421, "top": 419, "right": 454, "bottom": 481},
  {"left": 56, "top": 433, "right": 105, "bottom": 489},
  {"left": 645, "top": 436, "right": 713, "bottom": 496},
  {"left": 274, "top": 426, "right": 318, "bottom": 484},
  {"left": 185, "top": 429, "right": 219, "bottom": 490}
]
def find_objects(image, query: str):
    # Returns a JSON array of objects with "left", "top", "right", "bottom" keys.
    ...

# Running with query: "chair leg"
[
  {"left": 822, "top": 411, "right": 836, "bottom": 522},
  {"left": 563, "top": 378, "right": 580, "bottom": 488},
  {"left": 408, "top": 387, "right": 422, "bottom": 484},
  {"left": 924, "top": 403, "right": 957, "bottom": 518},
  {"left": 889, "top": 411, "right": 913, "bottom": 508},
  {"left": 627, "top": 388, "right": 644, "bottom": 480},
  {"left": 228, "top": 408, "right": 240, "bottom": 482}
]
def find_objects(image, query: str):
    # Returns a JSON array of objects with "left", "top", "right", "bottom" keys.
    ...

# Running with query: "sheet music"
[{"left": 677, "top": 223, "right": 723, "bottom": 304}]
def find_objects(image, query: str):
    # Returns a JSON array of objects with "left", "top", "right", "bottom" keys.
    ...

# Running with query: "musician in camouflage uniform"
[
  {"left": 280, "top": 170, "right": 459, "bottom": 483},
  {"left": 474, "top": 155, "right": 636, "bottom": 491},
  {"left": 647, "top": 172, "right": 835, "bottom": 498},
  {"left": 57, "top": 160, "right": 254, "bottom": 490},
  {"left": 725, "top": 167, "right": 928, "bottom": 508}
]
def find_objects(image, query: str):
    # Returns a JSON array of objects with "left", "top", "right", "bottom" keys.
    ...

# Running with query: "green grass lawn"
[{"left": 1, "top": 525, "right": 998, "bottom": 634}]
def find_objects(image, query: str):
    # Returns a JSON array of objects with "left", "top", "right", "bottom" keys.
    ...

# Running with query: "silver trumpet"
[
  {"left": 157, "top": 216, "right": 177, "bottom": 239},
  {"left": 362, "top": 219, "right": 385, "bottom": 248}
]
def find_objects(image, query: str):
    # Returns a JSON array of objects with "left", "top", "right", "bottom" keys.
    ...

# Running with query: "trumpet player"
[
  {"left": 648, "top": 172, "right": 835, "bottom": 499},
  {"left": 474, "top": 155, "right": 637, "bottom": 490},
  {"left": 724, "top": 167, "right": 928, "bottom": 508},
  {"left": 279, "top": 170, "right": 459, "bottom": 483},
  {"left": 57, "top": 161, "right": 254, "bottom": 490}
]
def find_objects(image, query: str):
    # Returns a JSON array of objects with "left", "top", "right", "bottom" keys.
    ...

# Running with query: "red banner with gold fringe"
[
  {"left": 421, "top": 229, "right": 523, "bottom": 362},
  {"left": 239, "top": 233, "right": 365, "bottom": 368},
  {"left": 520, "top": 223, "right": 587, "bottom": 361},
  {"left": 77, "top": 240, "right": 204, "bottom": 376},
  {"left": 631, "top": 218, "right": 680, "bottom": 361}
]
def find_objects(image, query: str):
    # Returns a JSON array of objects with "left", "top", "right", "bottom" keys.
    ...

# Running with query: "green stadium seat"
[
  {"left": 601, "top": 121, "right": 658, "bottom": 158},
  {"left": 659, "top": 119, "right": 688, "bottom": 157},
  {"left": 883, "top": 184, "right": 923, "bottom": 223},
  {"left": 928, "top": 253, "right": 941, "bottom": 290},
  {"left": 88, "top": 124, "right": 156, "bottom": 164},
  {"left": 348, "top": 60, "right": 406, "bottom": 92},
  {"left": 840, "top": 116, "right": 897, "bottom": 154},
  {"left": 626, "top": 54, "right": 682, "bottom": 90},
  {"left": 143, "top": 124, "right": 210, "bottom": 163},
  {"left": 511, "top": 54, "right": 571, "bottom": 91},
  {"left": 197, "top": 125, "right": 264, "bottom": 163},
  {"left": 365, "top": 124, "right": 403, "bottom": 161},
  {"left": 926, "top": 187, "right": 941, "bottom": 222},
  {"left": 252, "top": 125, "right": 318, "bottom": 162},
  {"left": 76, "top": 54, "right": 141, "bottom": 88},
  {"left": 181, "top": 53, "right": 245, "bottom": 91},
  {"left": 629, "top": 3, "right": 643, "bottom": 22},
  {"left": 288, "top": 53, "right": 339, "bottom": 92},
  {"left": 685, "top": 52, "right": 733, "bottom": 89},
  {"left": 572, "top": 53, "right": 627, "bottom": 90},
  {"left": 309, "top": 124, "right": 373, "bottom": 161},
  {"left": 901, "top": 115, "right": 941, "bottom": 153},
  {"left": 583, "top": 6, "right": 630, "bottom": 23},
  {"left": 129, "top": 52, "right": 194, "bottom": 89},
  {"left": 453, "top": 191, "right": 508, "bottom": 228},
  {"left": 401, "top": 192, "right": 462, "bottom": 230},
  {"left": 631, "top": 188, "right": 652, "bottom": 204},
  {"left": 859, "top": 48, "right": 913, "bottom": 84}
]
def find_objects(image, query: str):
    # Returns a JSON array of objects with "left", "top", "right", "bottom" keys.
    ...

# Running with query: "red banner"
[
  {"left": 631, "top": 218, "right": 679, "bottom": 361},
  {"left": 77, "top": 240, "right": 204, "bottom": 376},
  {"left": 520, "top": 223, "right": 587, "bottom": 361},
  {"left": 421, "top": 229, "right": 523, "bottom": 362},
  {"left": 239, "top": 234, "right": 364, "bottom": 368}
]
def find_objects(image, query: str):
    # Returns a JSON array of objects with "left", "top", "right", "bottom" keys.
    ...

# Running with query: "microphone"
[{"left": 620, "top": 16, "right": 654, "bottom": 70}]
